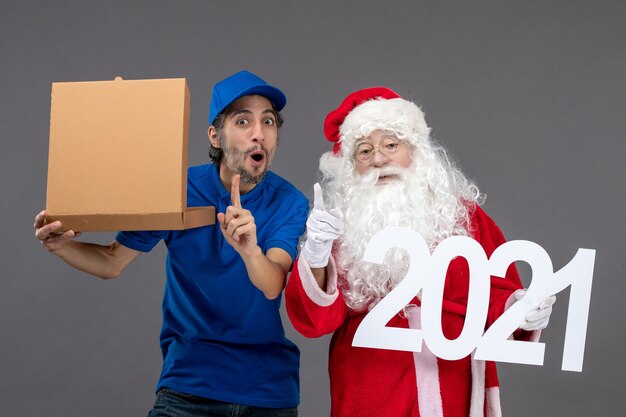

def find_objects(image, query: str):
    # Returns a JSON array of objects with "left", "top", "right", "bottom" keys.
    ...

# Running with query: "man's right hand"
[
  {"left": 33, "top": 210, "right": 140, "bottom": 279},
  {"left": 301, "top": 183, "right": 344, "bottom": 268},
  {"left": 34, "top": 210, "right": 80, "bottom": 252}
]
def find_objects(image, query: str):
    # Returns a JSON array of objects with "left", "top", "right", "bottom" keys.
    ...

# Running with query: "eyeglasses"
[{"left": 353, "top": 138, "right": 402, "bottom": 163}]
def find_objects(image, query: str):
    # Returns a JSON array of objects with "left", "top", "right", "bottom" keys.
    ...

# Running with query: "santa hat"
[{"left": 323, "top": 87, "right": 431, "bottom": 156}]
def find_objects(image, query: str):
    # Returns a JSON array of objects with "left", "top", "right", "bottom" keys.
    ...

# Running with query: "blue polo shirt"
[{"left": 116, "top": 163, "right": 308, "bottom": 408}]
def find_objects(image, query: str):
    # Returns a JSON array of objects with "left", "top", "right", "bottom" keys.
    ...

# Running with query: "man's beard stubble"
[{"left": 219, "top": 132, "right": 276, "bottom": 184}]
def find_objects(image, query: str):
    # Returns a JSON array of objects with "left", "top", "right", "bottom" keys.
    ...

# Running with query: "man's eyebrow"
[
  {"left": 231, "top": 108, "right": 275, "bottom": 116},
  {"left": 232, "top": 109, "right": 253, "bottom": 116}
]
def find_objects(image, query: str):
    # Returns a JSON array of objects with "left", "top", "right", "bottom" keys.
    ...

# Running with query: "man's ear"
[{"left": 208, "top": 126, "right": 221, "bottom": 148}]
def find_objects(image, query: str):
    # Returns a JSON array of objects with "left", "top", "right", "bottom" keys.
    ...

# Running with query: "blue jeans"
[{"left": 147, "top": 388, "right": 298, "bottom": 417}]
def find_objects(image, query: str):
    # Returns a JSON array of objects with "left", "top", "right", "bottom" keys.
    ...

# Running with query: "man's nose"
[{"left": 251, "top": 120, "right": 265, "bottom": 142}]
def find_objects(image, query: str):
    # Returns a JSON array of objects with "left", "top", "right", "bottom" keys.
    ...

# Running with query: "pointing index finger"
[
  {"left": 313, "top": 183, "right": 326, "bottom": 211},
  {"left": 231, "top": 174, "right": 242, "bottom": 208}
]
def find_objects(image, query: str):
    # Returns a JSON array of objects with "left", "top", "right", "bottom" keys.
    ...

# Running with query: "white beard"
[{"left": 327, "top": 159, "right": 477, "bottom": 312}]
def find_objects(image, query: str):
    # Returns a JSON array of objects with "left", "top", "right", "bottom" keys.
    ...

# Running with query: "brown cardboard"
[{"left": 46, "top": 76, "right": 215, "bottom": 232}]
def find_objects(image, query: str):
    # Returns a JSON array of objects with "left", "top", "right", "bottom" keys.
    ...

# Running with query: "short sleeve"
[
  {"left": 265, "top": 196, "right": 309, "bottom": 262},
  {"left": 115, "top": 229, "right": 166, "bottom": 253}
]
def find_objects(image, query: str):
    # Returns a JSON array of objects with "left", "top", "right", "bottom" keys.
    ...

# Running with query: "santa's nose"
[{"left": 370, "top": 149, "right": 391, "bottom": 166}]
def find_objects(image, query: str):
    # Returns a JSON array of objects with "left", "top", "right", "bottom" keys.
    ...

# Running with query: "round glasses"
[{"left": 354, "top": 138, "right": 402, "bottom": 163}]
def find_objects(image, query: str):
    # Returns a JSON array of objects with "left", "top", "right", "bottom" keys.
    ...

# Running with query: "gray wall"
[{"left": 1, "top": 0, "right": 624, "bottom": 415}]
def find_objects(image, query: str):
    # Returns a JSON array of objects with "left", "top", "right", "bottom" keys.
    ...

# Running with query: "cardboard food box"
[{"left": 46, "top": 76, "right": 215, "bottom": 231}]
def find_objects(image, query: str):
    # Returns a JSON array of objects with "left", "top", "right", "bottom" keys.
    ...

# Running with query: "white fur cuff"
[{"left": 297, "top": 256, "right": 339, "bottom": 307}]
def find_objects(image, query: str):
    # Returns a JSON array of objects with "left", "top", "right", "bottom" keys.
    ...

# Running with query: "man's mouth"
[{"left": 247, "top": 150, "right": 266, "bottom": 166}]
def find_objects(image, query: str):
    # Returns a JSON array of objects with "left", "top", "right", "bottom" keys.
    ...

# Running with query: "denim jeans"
[{"left": 147, "top": 388, "right": 298, "bottom": 417}]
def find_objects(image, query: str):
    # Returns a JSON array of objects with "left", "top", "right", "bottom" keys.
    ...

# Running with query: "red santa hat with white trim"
[{"left": 323, "top": 87, "right": 432, "bottom": 157}]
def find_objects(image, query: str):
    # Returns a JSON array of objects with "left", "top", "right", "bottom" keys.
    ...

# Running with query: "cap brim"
[{"left": 233, "top": 84, "right": 287, "bottom": 112}]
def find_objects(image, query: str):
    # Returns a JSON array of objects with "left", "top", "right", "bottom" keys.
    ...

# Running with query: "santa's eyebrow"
[
  {"left": 356, "top": 135, "right": 399, "bottom": 146},
  {"left": 381, "top": 133, "right": 400, "bottom": 140}
]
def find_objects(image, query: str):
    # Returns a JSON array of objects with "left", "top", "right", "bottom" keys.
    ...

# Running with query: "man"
[
  {"left": 285, "top": 87, "right": 555, "bottom": 417},
  {"left": 35, "top": 70, "right": 308, "bottom": 416}
]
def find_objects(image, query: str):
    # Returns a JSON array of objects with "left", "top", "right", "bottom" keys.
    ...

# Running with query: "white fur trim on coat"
[
  {"left": 407, "top": 306, "right": 444, "bottom": 417},
  {"left": 405, "top": 305, "right": 511, "bottom": 417},
  {"left": 469, "top": 355, "right": 486, "bottom": 417},
  {"left": 486, "top": 387, "right": 502, "bottom": 417},
  {"left": 297, "top": 256, "right": 339, "bottom": 307},
  {"left": 339, "top": 98, "right": 431, "bottom": 147}
]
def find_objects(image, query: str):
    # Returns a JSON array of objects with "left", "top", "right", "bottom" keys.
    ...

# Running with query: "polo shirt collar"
[{"left": 210, "top": 163, "right": 266, "bottom": 204}]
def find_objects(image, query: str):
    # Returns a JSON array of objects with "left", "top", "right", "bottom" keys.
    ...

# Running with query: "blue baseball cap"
[{"left": 208, "top": 70, "right": 287, "bottom": 125}]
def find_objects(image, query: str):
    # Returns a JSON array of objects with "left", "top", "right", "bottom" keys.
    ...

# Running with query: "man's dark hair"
[{"left": 209, "top": 103, "right": 284, "bottom": 166}]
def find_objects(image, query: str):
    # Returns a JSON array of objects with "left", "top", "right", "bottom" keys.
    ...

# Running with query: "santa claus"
[{"left": 286, "top": 87, "right": 555, "bottom": 417}]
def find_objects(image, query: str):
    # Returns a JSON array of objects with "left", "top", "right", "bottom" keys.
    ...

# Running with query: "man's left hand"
[{"left": 217, "top": 175, "right": 259, "bottom": 258}]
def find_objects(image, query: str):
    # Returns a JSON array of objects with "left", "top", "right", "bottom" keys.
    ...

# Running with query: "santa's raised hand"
[
  {"left": 301, "top": 183, "right": 344, "bottom": 268},
  {"left": 217, "top": 175, "right": 258, "bottom": 257}
]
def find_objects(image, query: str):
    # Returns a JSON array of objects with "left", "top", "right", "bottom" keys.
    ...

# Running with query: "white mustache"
[
  {"left": 377, "top": 167, "right": 405, "bottom": 179},
  {"left": 357, "top": 166, "right": 407, "bottom": 186}
]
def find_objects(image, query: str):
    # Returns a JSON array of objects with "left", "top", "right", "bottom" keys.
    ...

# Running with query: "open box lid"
[{"left": 46, "top": 76, "right": 215, "bottom": 231}]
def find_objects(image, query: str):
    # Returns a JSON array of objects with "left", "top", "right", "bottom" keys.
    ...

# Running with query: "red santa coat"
[{"left": 286, "top": 206, "right": 538, "bottom": 417}]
